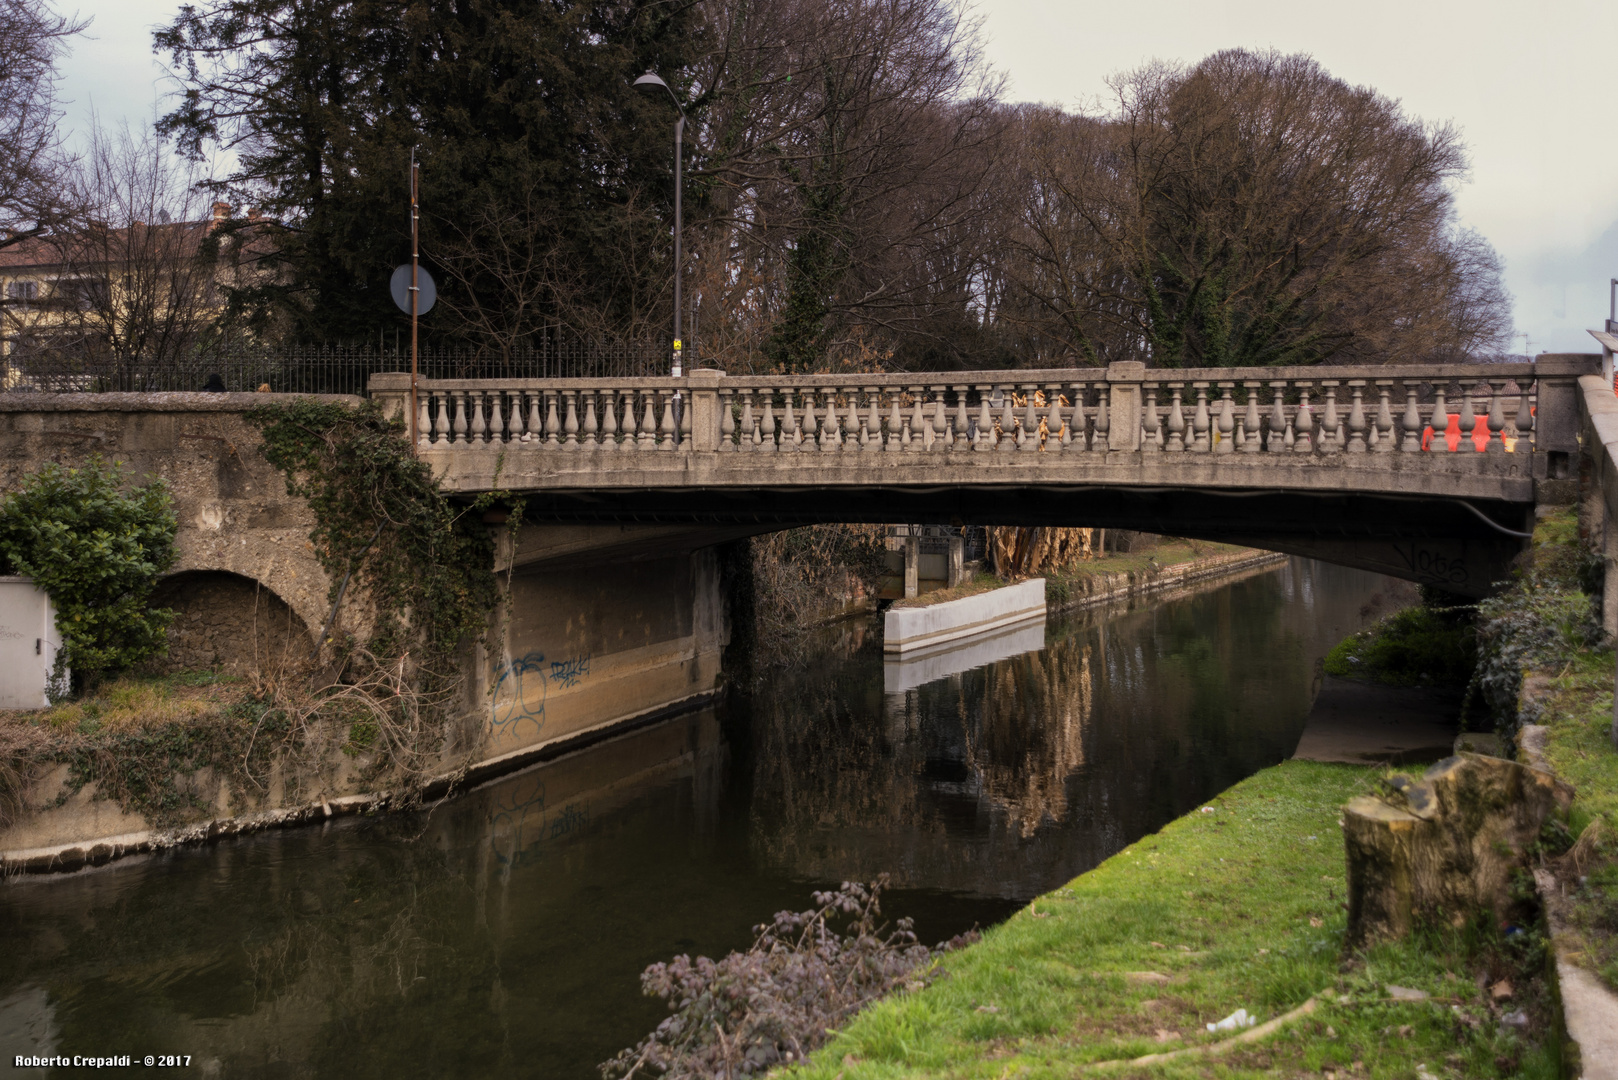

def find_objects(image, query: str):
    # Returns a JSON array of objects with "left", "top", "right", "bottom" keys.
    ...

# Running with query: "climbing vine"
[{"left": 248, "top": 398, "right": 511, "bottom": 667}]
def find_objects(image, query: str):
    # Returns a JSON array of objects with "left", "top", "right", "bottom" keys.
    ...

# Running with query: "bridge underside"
[{"left": 504, "top": 485, "right": 1532, "bottom": 598}]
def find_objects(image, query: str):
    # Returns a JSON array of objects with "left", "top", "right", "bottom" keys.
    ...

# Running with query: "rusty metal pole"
[{"left": 409, "top": 149, "right": 420, "bottom": 455}]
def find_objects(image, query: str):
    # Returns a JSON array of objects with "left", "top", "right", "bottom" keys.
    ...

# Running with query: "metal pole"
[
  {"left": 672, "top": 114, "right": 684, "bottom": 439},
  {"left": 673, "top": 113, "right": 683, "bottom": 372},
  {"left": 409, "top": 150, "right": 420, "bottom": 455}
]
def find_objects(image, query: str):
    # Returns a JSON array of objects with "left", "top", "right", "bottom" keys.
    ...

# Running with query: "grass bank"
[
  {"left": 0, "top": 670, "right": 275, "bottom": 831},
  {"left": 796, "top": 761, "right": 1557, "bottom": 1079}
]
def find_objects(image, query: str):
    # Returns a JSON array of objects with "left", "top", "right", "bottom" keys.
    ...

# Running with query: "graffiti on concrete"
[
  {"left": 548, "top": 655, "right": 591, "bottom": 689},
  {"left": 489, "top": 651, "right": 593, "bottom": 738},
  {"left": 490, "top": 651, "right": 548, "bottom": 739}
]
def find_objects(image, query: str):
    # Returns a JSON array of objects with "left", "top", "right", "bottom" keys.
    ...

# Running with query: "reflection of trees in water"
[
  {"left": 960, "top": 634, "right": 1092, "bottom": 838},
  {"left": 743, "top": 560, "right": 1391, "bottom": 897},
  {"left": 745, "top": 629, "right": 1098, "bottom": 890}
]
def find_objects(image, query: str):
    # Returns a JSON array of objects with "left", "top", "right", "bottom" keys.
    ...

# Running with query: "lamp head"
[{"left": 634, "top": 70, "right": 670, "bottom": 93}]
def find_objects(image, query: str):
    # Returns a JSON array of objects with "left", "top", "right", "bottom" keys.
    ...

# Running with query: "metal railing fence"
[{"left": 0, "top": 338, "right": 673, "bottom": 395}]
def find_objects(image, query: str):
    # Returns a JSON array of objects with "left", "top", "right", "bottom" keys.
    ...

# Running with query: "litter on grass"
[{"left": 1206, "top": 1008, "right": 1257, "bottom": 1032}]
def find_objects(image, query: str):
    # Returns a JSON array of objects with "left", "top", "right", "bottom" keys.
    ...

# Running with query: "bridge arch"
[{"left": 148, "top": 569, "right": 315, "bottom": 675}]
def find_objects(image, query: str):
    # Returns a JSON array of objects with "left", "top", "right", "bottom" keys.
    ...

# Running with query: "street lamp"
[{"left": 634, "top": 69, "right": 687, "bottom": 382}]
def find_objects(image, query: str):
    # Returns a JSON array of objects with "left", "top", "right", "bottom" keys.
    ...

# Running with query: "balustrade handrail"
[
  {"left": 371, "top": 355, "right": 1595, "bottom": 460},
  {"left": 382, "top": 360, "right": 1550, "bottom": 393}
]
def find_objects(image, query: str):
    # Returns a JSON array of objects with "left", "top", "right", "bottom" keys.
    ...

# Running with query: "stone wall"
[{"left": 0, "top": 393, "right": 336, "bottom": 670}]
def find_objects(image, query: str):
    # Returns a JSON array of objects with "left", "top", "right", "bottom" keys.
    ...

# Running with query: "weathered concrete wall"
[
  {"left": 0, "top": 393, "right": 334, "bottom": 661},
  {"left": 481, "top": 537, "right": 729, "bottom": 766}
]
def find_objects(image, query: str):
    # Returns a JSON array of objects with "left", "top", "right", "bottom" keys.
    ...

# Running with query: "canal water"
[{"left": 0, "top": 558, "right": 1404, "bottom": 1078}]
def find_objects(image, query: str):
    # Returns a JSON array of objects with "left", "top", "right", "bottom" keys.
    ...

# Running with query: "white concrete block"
[
  {"left": 0, "top": 577, "right": 64, "bottom": 709},
  {"left": 883, "top": 578, "right": 1046, "bottom": 655}
]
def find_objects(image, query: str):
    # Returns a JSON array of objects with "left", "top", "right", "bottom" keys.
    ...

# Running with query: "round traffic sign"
[{"left": 390, "top": 264, "right": 437, "bottom": 315}]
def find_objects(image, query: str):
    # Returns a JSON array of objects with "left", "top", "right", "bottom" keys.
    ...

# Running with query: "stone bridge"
[{"left": 373, "top": 355, "right": 1598, "bottom": 597}]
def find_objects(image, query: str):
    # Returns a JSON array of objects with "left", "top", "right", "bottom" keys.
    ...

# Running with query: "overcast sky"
[{"left": 55, "top": 0, "right": 1618, "bottom": 353}]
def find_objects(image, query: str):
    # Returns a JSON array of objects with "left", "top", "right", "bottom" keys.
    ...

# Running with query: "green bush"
[
  {"left": 1323, "top": 604, "right": 1476, "bottom": 687},
  {"left": 0, "top": 457, "right": 177, "bottom": 690}
]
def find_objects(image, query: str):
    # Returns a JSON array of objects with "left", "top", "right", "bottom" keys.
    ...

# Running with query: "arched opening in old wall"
[{"left": 146, "top": 570, "right": 314, "bottom": 676}]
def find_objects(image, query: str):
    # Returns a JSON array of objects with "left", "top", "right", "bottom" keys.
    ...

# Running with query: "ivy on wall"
[{"left": 246, "top": 398, "right": 509, "bottom": 672}]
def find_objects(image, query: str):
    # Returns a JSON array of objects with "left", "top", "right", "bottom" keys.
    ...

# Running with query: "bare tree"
[
  {"left": 0, "top": 0, "right": 85, "bottom": 252},
  {"left": 679, "top": 0, "right": 1009, "bottom": 371},
  {"left": 23, "top": 121, "right": 225, "bottom": 363},
  {"left": 996, "top": 50, "right": 1514, "bottom": 366}
]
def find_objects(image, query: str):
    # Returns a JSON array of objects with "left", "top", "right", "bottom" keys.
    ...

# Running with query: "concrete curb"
[
  {"left": 1518, "top": 723, "right": 1618, "bottom": 1080},
  {"left": 1, "top": 689, "right": 715, "bottom": 878}
]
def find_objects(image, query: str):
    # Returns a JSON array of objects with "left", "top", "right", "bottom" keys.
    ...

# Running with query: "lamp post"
[{"left": 634, "top": 69, "right": 686, "bottom": 386}]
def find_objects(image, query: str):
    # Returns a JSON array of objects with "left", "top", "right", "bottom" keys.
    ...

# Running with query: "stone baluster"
[
  {"left": 1191, "top": 383, "right": 1211, "bottom": 453},
  {"left": 839, "top": 389, "right": 859, "bottom": 450},
  {"left": 1065, "top": 385, "right": 1086, "bottom": 451},
  {"left": 781, "top": 390, "right": 800, "bottom": 451},
  {"left": 620, "top": 390, "right": 639, "bottom": 447},
  {"left": 557, "top": 391, "right": 576, "bottom": 449},
  {"left": 465, "top": 392, "right": 484, "bottom": 444},
  {"left": 1046, "top": 384, "right": 1066, "bottom": 451},
  {"left": 508, "top": 391, "right": 527, "bottom": 443},
  {"left": 488, "top": 390, "right": 506, "bottom": 443},
  {"left": 1515, "top": 379, "right": 1534, "bottom": 450},
  {"left": 1214, "top": 382, "right": 1236, "bottom": 455},
  {"left": 861, "top": 387, "right": 880, "bottom": 451},
  {"left": 1399, "top": 382, "right": 1422, "bottom": 452},
  {"left": 633, "top": 391, "right": 654, "bottom": 448},
  {"left": 820, "top": 392, "right": 840, "bottom": 452},
  {"left": 950, "top": 386, "right": 969, "bottom": 448},
  {"left": 760, "top": 394, "right": 777, "bottom": 452},
  {"left": 1456, "top": 383, "right": 1478, "bottom": 453},
  {"left": 1320, "top": 382, "right": 1340, "bottom": 452},
  {"left": 998, "top": 388, "right": 1018, "bottom": 453},
  {"left": 889, "top": 391, "right": 907, "bottom": 453},
  {"left": 524, "top": 391, "right": 542, "bottom": 444},
  {"left": 1267, "top": 382, "right": 1287, "bottom": 452},
  {"left": 739, "top": 392, "right": 756, "bottom": 452},
  {"left": 658, "top": 391, "right": 677, "bottom": 450},
  {"left": 974, "top": 386, "right": 994, "bottom": 450},
  {"left": 805, "top": 391, "right": 822, "bottom": 451},
  {"left": 1484, "top": 379, "right": 1507, "bottom": 454},
  {"left": 417, "top": 391, "right": 432, "bottom": 447},
  {"left": 716, "top": 389, "right": 734, "bottom": 451},
  {"left": 928, "top": 386, "right": 949, "bottom": 451},
  {"left": 904, "top": 389, "right": 923, "bottom": 451},
  {"left": 679, "top": 392, "right": 692, "bottom": 448},
  {"left": 1240, "top": 382, "right": 1262, "bottom": 454},
  {"left": 1294, "top": 384, "right": 1314, "bottom": 453},
  {"left": 1345, "top": 381, "right": 1367, "bottom": 453},
  {"left": 1020, "top": 385, "right": 1040, "bottom": 451},
  {"left": 451, "top": 392, "right": 469, "bottom": 444},
  {"left": 600, "top": 390, "right": 619, "bottom": 451},
  {"left": 1094, "top": 385, "right": 1111, "bottom": 451},
  {"left": 1427, "top": 384, "right": 1450, "bottom": 454},
  {"left": 1164, "top": 384, "right": 1186, "bottom": 452},
  {"left": 1141, "top": 383, "right": 1161, "bottom": 454},
  {"left": 584, "top": 391, "right": 601, "bottom": 447},
  {"left": 1374, "top": 380, "right": 1395, "bottom": 453}
]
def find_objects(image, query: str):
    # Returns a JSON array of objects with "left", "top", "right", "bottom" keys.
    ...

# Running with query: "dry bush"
[
  {"left": 745, "top": 525, "right": 887, "bottom": 655},
  {"left": 602, "top": 877, "right": 975, "bottom": 1080},
  {"left": 987, "top": 526, "right": 1095, "bottom": 578}
]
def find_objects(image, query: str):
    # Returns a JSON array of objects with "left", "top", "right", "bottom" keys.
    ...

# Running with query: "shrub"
[
  {"left": 601, "top": 878, "right": 973, "bottom": 1079},
  {"left": 0, "top": 457, "right": 177, "bottom": 690},
  {"left": 1474, "top": 581, "right": 1601, "bottom": 727},
  {"left": 1323, "top": 604, "right": 1476, "bottom": 687}
]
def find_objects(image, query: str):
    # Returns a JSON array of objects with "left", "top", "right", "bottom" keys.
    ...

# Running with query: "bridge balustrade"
[{"left": 372, "top": 360, "right": 1578, "bottom": 461}]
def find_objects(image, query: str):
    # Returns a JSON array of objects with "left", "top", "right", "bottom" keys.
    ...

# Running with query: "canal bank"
[
  {"left": 0, "top": 558, "right": 1403, "bottom": 1075},
  {"left": 795, "top": 758, "right": 1561, "bottom": 1080}
]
